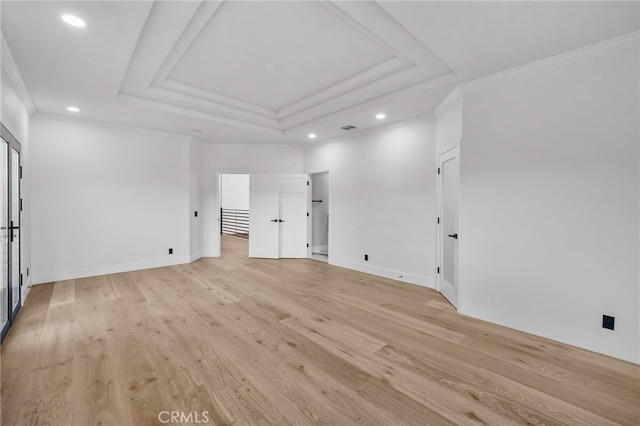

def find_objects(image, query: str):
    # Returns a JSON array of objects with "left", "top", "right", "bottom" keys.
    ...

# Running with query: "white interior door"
[
  {"left": 279, "top": 174, "right": 308, "bottom": 258},
  {"left": 438, "top": 147, "right": 460, "bottom": 308},
  {"left": 249, "top": 174, "right": 280, "bottom": 258}
]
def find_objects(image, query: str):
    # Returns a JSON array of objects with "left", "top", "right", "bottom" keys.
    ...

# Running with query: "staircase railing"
[{"left": 221, "top": 208, "right": 249, "bottom": 238}]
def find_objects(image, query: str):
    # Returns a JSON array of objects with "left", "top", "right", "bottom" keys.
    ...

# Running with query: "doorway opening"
[
  {"left": 309, "top": 171, "right": 329, "bottom": 263},
  {"left": 219, "top": 173, "right": 250, "bottom": 253}
]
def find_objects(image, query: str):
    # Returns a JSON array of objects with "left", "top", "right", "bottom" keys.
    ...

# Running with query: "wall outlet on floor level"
[
  {"left": 168, "top": 248, "right": 173, "bottom": 255},
  {"left": 364, "top": 254, "right": 368, "bottom": 261},
  {"left": 602, "top": 315, "right": 615, "bottom": 330}
]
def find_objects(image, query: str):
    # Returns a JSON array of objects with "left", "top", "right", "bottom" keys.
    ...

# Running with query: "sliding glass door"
[
  {"left": 1, "top": 136, "right": 7, "bottom": 339},
  {"left": 1, "top": 124, "right": 22, "bottom": 344}
]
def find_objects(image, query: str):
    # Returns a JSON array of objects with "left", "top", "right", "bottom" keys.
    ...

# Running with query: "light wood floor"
[{"left": 2, "top": 236, "right": 639, "bottom": 425}]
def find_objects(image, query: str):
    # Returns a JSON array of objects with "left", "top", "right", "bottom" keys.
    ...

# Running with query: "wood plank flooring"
[{"left": 2, "top": 235, "right": 639, "bottom": 425}]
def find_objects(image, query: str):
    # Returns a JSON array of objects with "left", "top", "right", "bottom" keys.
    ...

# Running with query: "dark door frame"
[{"left": 1, "top": 123, "right": 22, "bottom": 344}]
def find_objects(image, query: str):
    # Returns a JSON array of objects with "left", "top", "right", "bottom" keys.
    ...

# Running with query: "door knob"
[
  {"left": 270, "top": 219, "right": 278, "bottom": 222},
  {"left": 448, "top": 233, "right": 458, "bottom": 239},
  {"left": 279, "top": 219, "right": 285, "bottom": 223}
]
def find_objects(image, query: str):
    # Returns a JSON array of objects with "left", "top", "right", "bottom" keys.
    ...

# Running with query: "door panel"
[
  {"left": 249, "top": 173, "right": 309, "bottom": 259},
  {"left": 439, "top": 147, "right": 459, "bottom": 308},
  {"left": 249, "top": 174, "right": 280, "bottom": 258},
  {"left": 279, "top": 175, "right": 308, "bottom": 258}
]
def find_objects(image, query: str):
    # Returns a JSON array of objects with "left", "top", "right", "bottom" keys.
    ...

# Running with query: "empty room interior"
[{"left": 1, "top": 1, "right": 639, "bottom": 425}]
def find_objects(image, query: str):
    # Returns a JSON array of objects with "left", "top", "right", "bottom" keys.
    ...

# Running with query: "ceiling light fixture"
[
  {"left": 308, "top": 133, "right": 317, "bottom": 139},
  {"left": 376, "top": 113, "right": 386, "bottom": 120},
  {"left": 61, "top": 14, "right": 86, "bottom": 28},
  {"left": 66, "top": 106, "right": 80, "bottom": 112}
]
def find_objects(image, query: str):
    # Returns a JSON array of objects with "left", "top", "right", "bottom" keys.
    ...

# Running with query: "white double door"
[{"left": 249, "top": 174, "right": 309, "bottom": 259}]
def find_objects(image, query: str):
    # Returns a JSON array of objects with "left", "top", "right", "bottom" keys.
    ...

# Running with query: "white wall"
[
  {"left": 1, "top": 37, "right": 32, "bottom": 301},
  {"left": 220, "top": 174, "right": 249, "bottom": 210},
  {"left": 311, "top": 172, "right": 329, "bottom": 252},
  {"left": 435, "top": 94, "right": 463, "bottom": 154},
  {"left": 201, "top": 144, "right": 304, "bottom": 256},
  {"left": 459, "top": 46, "right": 639, "bottom": 363},
  {"left": 1, "top": 67, "right": 29, "bottom": 145},
  {"left": 304, "top": 116, "right": 437, "bottom": 287},
  {"left": 31, "top": 115, "right": 192, "bottom": 283}
]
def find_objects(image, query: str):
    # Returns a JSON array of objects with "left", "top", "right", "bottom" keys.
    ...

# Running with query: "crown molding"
[
  {"left": 152, "top": 0, "right": 224, "bottom": 85},
  {"left": 284, "top": 71, "right": 458, "bottom": 134},
  {"left": 276, "top": 58, "right": 410, "bottom": 118},
  {"left": 305, "top": 110, "right": 435, "bottom": 148},
  {"left": 1, "top": 34, "right": 36, "bottom": 114},
  {"left": 117, "top": 93, "right": 284, "bottom": 136},
  {"left": 146, "top": 84, "right": 279, "bottom": 126},
  {"left": 462, "top": 31, "right": 640, "bottom": 92},
  {"left": 434, "top": 86, "right": 462, "bottom": 117},
  {"left": 434, "top": 31, "right": 639, "bottom": 115}
]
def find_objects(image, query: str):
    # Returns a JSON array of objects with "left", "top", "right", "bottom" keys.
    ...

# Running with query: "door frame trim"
[
  {"left": 217, "top": 172, "right": 251, "bottom": 256},
  {"left": 436, "top": 145, "right": 461, "bottom": 309},
  {"left": 306, "top": 169, "right": 331, "bottom": 263}
]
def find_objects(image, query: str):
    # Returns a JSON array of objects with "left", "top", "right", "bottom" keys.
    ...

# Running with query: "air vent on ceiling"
[{"left": 341, "top": 125, "right": 357, "bottom": 131}]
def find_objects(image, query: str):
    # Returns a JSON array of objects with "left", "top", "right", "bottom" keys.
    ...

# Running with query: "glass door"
[
  {"left": 10, "top": 147, "right": 21, "bottom": 318},
  {"left": 1, "top": 124, "right": 22, "bottom": 344}
]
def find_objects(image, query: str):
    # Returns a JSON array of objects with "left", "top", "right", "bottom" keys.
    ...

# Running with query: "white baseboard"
[
  {"left": 459, "top": 301, "right": 639, "bottom": 364},
  {"left": 190, "top": 253, "right": 203, "bottom": 262},
  {"left": 330, "top": 257, "right": 434, "bottom": 289},
  {"left": 21, "top": 276, "right": 32, "bottom": 305},
  {"left": 32, "top": 256, "right": 191, "bottom": 284}
]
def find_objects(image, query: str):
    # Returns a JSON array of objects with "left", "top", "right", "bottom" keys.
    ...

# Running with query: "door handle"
[
  {"left": 9, "top": 221, "right": 19, "bottom": 242},
  {"left": 448, "top": 233, "right": 458, "bottom": 239},
  {"left": 279, "top": 219, "right": 285, "bottom": 223},
  {"left": 270, "top": 219, "right": 278, "bottom": 222}
]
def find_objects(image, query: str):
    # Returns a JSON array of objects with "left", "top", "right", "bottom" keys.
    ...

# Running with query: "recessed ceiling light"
[
  {"left": 66, "top": 106, "right": 80, "bottom": 112},
  {"left": 264, "top": 64, "right": 276, "bottom": 72},
  {"left": 61, "top": 14, "right": 86, "bottom": 28},
  {"left": 190, "top": 128, "right": 203, "bottom": 133},
  {"left": 376, "top": 113, "right": 386, "bottom": 120},
  {"left": 308, "top": 133, "right": 317, "bottom": 139}
]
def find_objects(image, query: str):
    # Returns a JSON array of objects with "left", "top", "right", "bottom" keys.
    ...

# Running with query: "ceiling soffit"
[{"left": 119, "top": 0, "right": 457, "bottom": 136}]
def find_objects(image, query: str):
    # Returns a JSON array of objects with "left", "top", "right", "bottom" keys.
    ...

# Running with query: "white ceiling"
[{"left": 1, "top": 1, "right": 638, "bottom": 144}]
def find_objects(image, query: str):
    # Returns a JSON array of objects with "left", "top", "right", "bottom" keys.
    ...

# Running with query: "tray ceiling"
[
  {"left": 2, "top": 0, "right": 637, "bottom": 144},
  {"left": 119, "top": 0, "right": 455, "bottom": 136}
]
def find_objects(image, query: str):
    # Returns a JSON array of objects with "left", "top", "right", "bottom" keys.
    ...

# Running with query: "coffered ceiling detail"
[
  {"left": 3, "top": 0, "right": 636, "bottom": 144},
  {"left": 118, "top": 0, "right": 457, "bottom": 136}
]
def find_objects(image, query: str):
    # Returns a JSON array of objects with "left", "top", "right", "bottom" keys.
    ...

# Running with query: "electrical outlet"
[
  {"left": 602, "top": 315, "right": 615, "bottom": 330},
  {"left": 194, "top": 211, "right": 198, "bottom": 217},
  {"left": 364, "top": 254, "right": 369, "bottom": 261},
  {"left": 168, "top": 248, "right": 173, "bottom": 255}
]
